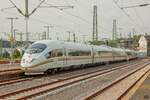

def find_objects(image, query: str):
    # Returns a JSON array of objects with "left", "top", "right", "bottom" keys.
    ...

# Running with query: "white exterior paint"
[
  {"left": 21, "top": 40, "right": 136, "bottom": 75},
  {"left": 138, "top": 36, "right": 148, "bottom": 56}
]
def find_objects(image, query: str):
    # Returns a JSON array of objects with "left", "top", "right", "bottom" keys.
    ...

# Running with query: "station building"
[{"left": 138, "top": 35, "right": 150, "bottom": 56}]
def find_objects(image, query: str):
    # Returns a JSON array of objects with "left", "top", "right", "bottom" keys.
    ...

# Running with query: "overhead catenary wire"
[
  {"left": 133, "top": 8, "right": 145, "bottom": 28},
  {"left": 1, "top": 0, "right": 113, "bottom": 37},
  {"left": 73, "top": 0, "right": 113, "bottom": 34},
  {"left": 42, "top": 1, "right": 112, "bottom": 34},
  {"left": 8, "top": 0, "right": 24, "bottom": 16},
  {"left": 2, "top": 0, "right": 140, "bottom": 40},
  {"left": 0, "top": 6, "right": 15, "bottom": 11},
  {"left": 28, "top": 0, "right": 46, "bottom": 17},
  {"left": 112, "top": 0, "right": 144, "bottom": 32},
  {"left": 36, "top": 1, "right": 113, "bottom": 36},
  {"left": 0, "top": 6, "right": 78, "bottom": 33}
]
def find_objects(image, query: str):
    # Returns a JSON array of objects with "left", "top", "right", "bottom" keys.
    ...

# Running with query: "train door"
[{"left": 51, "top": 50, "right": 57, "bottom": 66}]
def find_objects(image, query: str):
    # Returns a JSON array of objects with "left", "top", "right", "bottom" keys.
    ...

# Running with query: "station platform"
[{"left": 130, "top": 73, "right": 150, "bottom": 100}]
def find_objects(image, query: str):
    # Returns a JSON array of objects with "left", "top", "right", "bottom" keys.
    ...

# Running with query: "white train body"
[{"left": 21, "top": 40, "right": 137, "bottom": 75}]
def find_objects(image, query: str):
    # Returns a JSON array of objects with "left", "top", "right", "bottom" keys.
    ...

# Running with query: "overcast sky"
[{"left": 0, "top": 0, "right": 150, "bottom": 41}]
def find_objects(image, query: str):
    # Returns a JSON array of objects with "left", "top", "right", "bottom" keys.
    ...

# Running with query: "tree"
[
  {"left": 132, "top": 35, "right": 141, "bottom": 42},
  {"left": 107, "top": 39, "right": 119, "bottom": 47},
  {"left": 13, "top": 49, "right": 21, "bottom": 58},
  {"left": 89, "top": 40, "right": 105, "bottom": 45},
  {"left": 3, "top": 51, "right": 10, "bottom": 58}
]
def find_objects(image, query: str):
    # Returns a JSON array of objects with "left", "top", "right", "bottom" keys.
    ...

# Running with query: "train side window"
[
  {"left": 51, "top": 49, "right": 63, "bottom": 57},
  {"left": 68, "top": 49, "right": 91, "bottom": 56},
  {"left": 57, "top": 50, "right": 63, "bottom": 56},
  {"left": 98, "top": 51, "right": 113, "bottom": 57},
  {"left": 68, "top": 49, "right": 79, "bottom": 56}
]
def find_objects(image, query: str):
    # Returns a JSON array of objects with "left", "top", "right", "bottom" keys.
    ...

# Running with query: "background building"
[{"left": 138, "top": 35, "right": 150, "bottom": 56}]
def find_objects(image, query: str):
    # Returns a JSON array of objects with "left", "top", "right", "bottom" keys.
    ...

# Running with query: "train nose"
[
  {"left": 26, "top": 58, "right": 36, "bottom": 63},
  {"left": 21, "top": 58, "right": 37, "bottom": 67}
]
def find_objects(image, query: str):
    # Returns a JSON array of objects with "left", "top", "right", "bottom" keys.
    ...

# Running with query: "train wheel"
[{"left": 45, "top": 69, "right": 51, "bottom": 75}]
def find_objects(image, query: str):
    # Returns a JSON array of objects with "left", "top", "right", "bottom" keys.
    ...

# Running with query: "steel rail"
[
  {"left": 0, "top": 68, "right": 21, "bottom": 73},
  {"left": 0, "top": 60, "right": 146, "bottom": 99},
  {"left": 117, "top": 65, "right": 150, "bottom": 100},
  {"left": 84, "top": 62, "right": 150, "bottom": 100},
  {"left": 0, "top": 60, "right": 137, "bottom": 87}
]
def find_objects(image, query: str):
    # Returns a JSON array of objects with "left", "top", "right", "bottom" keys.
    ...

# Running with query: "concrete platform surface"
[{"left": 130, "top": 75, "right": 150, "bottom": 100}]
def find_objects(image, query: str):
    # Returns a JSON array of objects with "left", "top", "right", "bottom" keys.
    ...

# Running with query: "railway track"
[
  {"left": 84, "top": 61, "right": 150, "bottom": 100},
  {"left": 0, "top": 76, "right": 32, "bottom": 87},
  {"left": 0, "top": 68, "right": 24, "bottom": 81},
  {"left": 0, "top": 60, "right": 147, "bottom": 99},
  {"left": 0, "top": 68, "right": 20, "bottom": 72},
  {"left": 0, "top": 60, "right": 138, "bottom": 87}
]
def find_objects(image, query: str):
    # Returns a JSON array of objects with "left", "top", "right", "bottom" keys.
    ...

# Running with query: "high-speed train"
[{"left": 21, "top": 40, "right": 138, "bottom": 75}]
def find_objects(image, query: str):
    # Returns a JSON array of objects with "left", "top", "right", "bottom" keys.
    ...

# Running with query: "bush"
[
  {"left": 13, "top": 49, "right": 21, "bottom": 58},
  {"left": 2, "top": 51, "right": 10, "bottom": 58}
]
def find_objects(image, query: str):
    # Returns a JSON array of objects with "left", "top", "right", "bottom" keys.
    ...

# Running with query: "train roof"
[
  {"left": 32, "top": 40, "right": 135, "bottom": 53},
  {"left": 34, "top": 40, "right": 114, "bottom": 51},
  {"left": 33, "top": 40, "right": 91, "bottom": 51}
]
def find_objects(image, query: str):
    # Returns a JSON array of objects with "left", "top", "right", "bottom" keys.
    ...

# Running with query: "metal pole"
[
  {"left": 25, "top": 0, "right": 29, "bottom": 47},
  {"left": 47, "top": 26, "right": 49, "bottom": 40},
  {"left": 25, "top": 18, "right": 29, "bottom": 46},
  {"left": 113, "top": 19, "right": 117, "bottom": 40},
  {"left": 93, "top": 5, "right": 98, "bottom": 42},
  {"left": 0, "top": 38, "right": 2, "bottom": 58},
  {"left": 13, "top": 29, "right": 17, "bottom": 41},
  {"left": 73, "top": 33, "right": 76, "bottom": 43},
  {"left": 92, "top": 6, "right": 95, "bottom": 41},
  {"left": 44, "top": 26, "right": 53, "bottom": 40},
  {"left": 44, "top": 26, "right": 49, "bottom": 40},
  {"left": 67, "top": 31, "right": 71, "bottom": 42},
  {"left": 7, "top": 17, "right": 18, "bottom": 63},
  {"left": 25, "top": 0, "right": 29, "bottom": 18},
  {"left": 20, "top": 33, "right": 23, "bottom": 42},
  {"left": 95, "top": 6, "right": 98, "bottom": 41},
  {"left": 69, "top": 32, "right": 70, "bottom": 42},
  {"left": 11, "top": 19, "right": 13, "bottom": 62}
]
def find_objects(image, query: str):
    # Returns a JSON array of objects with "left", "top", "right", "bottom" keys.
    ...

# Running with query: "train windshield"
[{"left": 26, "top": 43, "right": 47, "bottom": 54}]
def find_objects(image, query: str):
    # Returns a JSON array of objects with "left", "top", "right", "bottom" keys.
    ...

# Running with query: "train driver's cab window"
[
  {"left": 26, "top": 43, "right": 47, "bottom": 54},
  {"left": 45, "top": 51, "right": 52, "bottom": 59}
]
